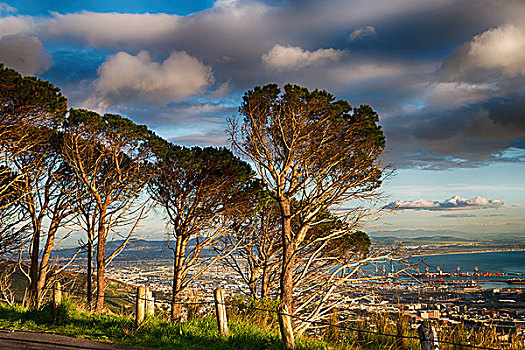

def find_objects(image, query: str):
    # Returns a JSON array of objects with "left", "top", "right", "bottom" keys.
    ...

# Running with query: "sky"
[{"left": 1, "top": 0, "right": 524, "bottom": 239}]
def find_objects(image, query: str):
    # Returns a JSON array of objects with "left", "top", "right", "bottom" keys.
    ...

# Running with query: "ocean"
[
  {"left": 414, "top": 250, "right": 525, "bottom": 275},
  {"left": 408, "top": 250, "right": 525, "bottom": 289}
]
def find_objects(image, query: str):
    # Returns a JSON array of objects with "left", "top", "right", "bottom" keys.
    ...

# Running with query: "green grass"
[
  {"left": 0, "top": 299, "right": 341, "bottom": 350},
  {"left": 1, "top": 298, "right": 522, "bottom": 350}
]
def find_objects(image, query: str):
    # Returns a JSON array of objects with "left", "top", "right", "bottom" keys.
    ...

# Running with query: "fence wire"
[{"left": 34, "top": 286, "right": 515, "bottom": 350}]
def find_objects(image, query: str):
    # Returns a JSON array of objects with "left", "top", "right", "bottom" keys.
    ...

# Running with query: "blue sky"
[{"left": 1, "top": 0, "right": 524, "bottom": 238}]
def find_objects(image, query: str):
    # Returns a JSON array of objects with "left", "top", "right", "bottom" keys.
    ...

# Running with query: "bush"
[{"left": 24, "top": 296, "right": 78, "bottom": 325}]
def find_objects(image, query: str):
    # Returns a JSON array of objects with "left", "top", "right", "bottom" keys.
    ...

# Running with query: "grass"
[
  {"left": 0, "top": 298, "right": 339, "bottom": 350},
  {"left": 0, "top": 296, "right": 523, "bottom": 350}
]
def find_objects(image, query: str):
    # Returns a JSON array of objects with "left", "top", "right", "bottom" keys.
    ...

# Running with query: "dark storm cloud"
[{"left": 383, "top": 92, "right": 525, "bottom": 169}]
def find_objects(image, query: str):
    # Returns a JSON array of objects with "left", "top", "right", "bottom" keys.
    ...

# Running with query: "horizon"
[{"left": 1, "top": 0, "right": 524, "bottom": 243}]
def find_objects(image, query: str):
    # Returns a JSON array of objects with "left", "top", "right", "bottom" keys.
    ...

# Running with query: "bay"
[{"left": 414, "top": 250, "right": 525, "bottom": 275}]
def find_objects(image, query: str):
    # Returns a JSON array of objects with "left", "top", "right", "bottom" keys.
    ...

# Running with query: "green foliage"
[
  {"left": 0, "top": 63, "right": 67, "bottom": 126},
  {"left": 237, "top": 83, "right": 385, "bottom": 193},
  {"left": 23, "top": 297, "right": 79, "bottom": 325}
]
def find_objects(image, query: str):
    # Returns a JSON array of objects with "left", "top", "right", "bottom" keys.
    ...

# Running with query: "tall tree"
[
  {"left": 0, "top": 169, "right": 29, "bottom": 258},
  {"left": 63, "top": 109, "right": 153, "bottom": 312},
  {"left": 0, "top": 64, "right": 66, "bottom": 209},
  {"left": 0, "top": 64, "right": 69, "bottom": 306},
  {"left": 217, "top": 183, "right": 282, "bottom": 299},
  {"left": 148, "top": 142, "right": 252, "bottom": 321},
  {"left": 230, "top": 84, "right": 386, "bottom": 313},
  {"left": 13, "top": 127, "right": 75, "bottom": 307}
]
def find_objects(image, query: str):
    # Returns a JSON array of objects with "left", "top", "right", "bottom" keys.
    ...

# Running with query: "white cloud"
[
  {"left": 424, "top": 82, "right": 499, "bottom": 110},
  {"left": 43, "top": 11, "right": 180, "bottom": 46},
  {"left": 0, "top": 3, "right": 16, "bottom": 14},
  {"left": 87, "top": 50, "right": 214, "bottom": 109},
  {"left": 387, "top": 195, "right": 504, "bottom": 210},
  {"left": 0, "top": 15, "right": 32, "bottom": 37},
  {"left": 0, "top": 34, "right": 51, "bottom": 75},
  {"left": 445, "top": 24, "right": 525, "bottom": 78},
  {"left": 169, "top": 132, "right": 229, "bottom": 147},
  {"left": 262, "top": 44, "right": 344, "bottom": 71},
  {"left": 348, "top": 25, "right": 376, "bottom": 41}
]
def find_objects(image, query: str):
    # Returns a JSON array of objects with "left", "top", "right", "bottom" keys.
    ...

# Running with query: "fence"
[{"left": 46, "top": 281, "right": 519, "bottom": 350}]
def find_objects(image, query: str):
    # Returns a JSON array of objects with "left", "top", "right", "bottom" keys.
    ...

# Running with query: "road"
[{"left": 0, "top": 328, "right": 138, "bottom": 350}]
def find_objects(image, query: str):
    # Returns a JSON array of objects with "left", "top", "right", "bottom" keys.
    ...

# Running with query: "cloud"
[
  {"left": 0, "top": 14, "right": 32, "bottom": 37},
  {"left": 0, "top": 3, "right": 16, "bottom": 15},
  {"left": 443, "top": 24, "right": 525, "bottom": 79},
  {"left": 387, "top": 195, "right": 504, "bottom": 210},
  {"left": 262, "top": 44, "right": 344, "bottom": 70},
  {"left": 348, "top": 25, "right": 376, "bottom": 41},
  {"left": 169, "top": 132, "right": 229, "bottom": 147},
  {"left": 2, "top": 0, "right": 525, "bottom": 171},
  {"left": 43, "top": 11, "right": 180, "bottom": 47},
  {"left": 87, "top": 50, "right": 214, "bottom": 109},
  {"left": 423, "top": 82, "right": 499, "bottom": 111},
  {"left": 0, "top": 34, "right": 51, "bottom": 75},
  {"left": 439, "top": 213, "right": 477, "bottom": 218}
]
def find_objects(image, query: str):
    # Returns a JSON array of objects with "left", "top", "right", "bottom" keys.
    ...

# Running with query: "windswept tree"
[
  {"left": 0, "top": 65, "right": 70, "bottom": 306},
  {"left": 13, "top": 127, "right": 77, "bottom": 307},
  {"left": 230, "top": 84, "right": 387, "bottom": 315},
  {"left": 217, "top": 183, "right": 282, "bottom": 299},
  {"left": 148, "top": 142, "right": 252, "bottom": 320},
  {"left": 0, "top": 169, "right": 29, "bottom": 258},
  {"left": 62, "top": 109, "right": 153, "bottom": 311},
  {"left": 0, "top": 64, "right": 66, "bottom": 209}
]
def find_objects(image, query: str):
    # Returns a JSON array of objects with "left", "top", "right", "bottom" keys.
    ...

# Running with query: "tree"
[
  {"left": 230, "top": 84, "right": 386, "bottom": 314},
  {"left": 217, "top": 183, "right": 282, "bottom": 299},
  {"left": 0, "top": 64, "right": 69, "bottom": 306},
  {"left": 148, "top": 141, "right": 252, "bottom": 320},
  {"left": 0, "top": 63, "right": 66, "bottom": 209},
  {"left": 0, "top": 169, "right": 29, "bottom": 258},
  {"left": 13, "top": 127, "right": 76, "bottom": 307},
  {"left": 62, "top": 109, "right": 153, "bottom": 312}
]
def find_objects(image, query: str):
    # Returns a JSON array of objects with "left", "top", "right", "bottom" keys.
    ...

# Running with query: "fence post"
[
  {"left": 146, "top": 288, "right": 154, "bottom": 316},
  {"left": 277, "top": 302, "right": 295, "bottom": 350},
  {"left": 136, "top": 286, "right": 146, "bottom": 327},
  {"left": 53, "top": 281, "right": 62, "bottom": 322},
  {"left": 417, "top": 320, "right": 439, "bottom": 350},
  {"left": 214, "top": 288, "right": 228, "bottom": 337}
]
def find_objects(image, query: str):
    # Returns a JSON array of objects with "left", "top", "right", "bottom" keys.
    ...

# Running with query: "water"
[
  {"left": 414, "top": 250, "right": 525, "bottom": 275},
  {"left": 409, "top": 250, "right": 525, "bottom": 289}
]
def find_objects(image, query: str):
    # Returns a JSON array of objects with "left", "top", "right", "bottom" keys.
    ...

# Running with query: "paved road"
[{"left": 0, "top": 328, "right": 138, "bottom": 350}]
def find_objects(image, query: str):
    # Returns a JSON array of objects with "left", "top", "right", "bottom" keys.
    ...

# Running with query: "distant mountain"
[
  {"left": 369, "top": 229, "right": 471, "bottom": 239},
  {"left": 55, "top": 239, "right": 174, "bottom": 261},
  {"left": 54, "top": 237, "right": 220, "bottom": 261},
  {"left": 369, "top": 229, "right": 525, "bottom": 244}
]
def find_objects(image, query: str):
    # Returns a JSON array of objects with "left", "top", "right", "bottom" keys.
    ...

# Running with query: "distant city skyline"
[{"left": 1, "top": 0, "right": 524, "bottom": 240}]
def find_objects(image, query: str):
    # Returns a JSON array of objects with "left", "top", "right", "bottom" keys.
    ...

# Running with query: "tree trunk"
[
  {"left": 35, "top": 230, "right": 56, "bottom": 307},
  {"left": 28, "top": 226, "right": 41, "bottom": 307},
  {"left": 261, "top": 265, "right": 269, "bottom": 299},
  {"left": 279, "top": 199, "right": 295, "bottom": 312},
  {"left": 171, "top": 236, "right": 187, "bottom": 321},
  {"left": 248, "top": 266, "right": 259, "bottom": 298},
  {"left": 86, "top": 236, "right": 93, "bottom": 309},
  {"left": 95, "top": 225, "right": 106, "bottom": 312}
]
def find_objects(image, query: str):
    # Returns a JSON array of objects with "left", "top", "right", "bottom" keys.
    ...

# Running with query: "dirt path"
[{"left": 0, "top": 328, "right": 138, "bottom": 350}]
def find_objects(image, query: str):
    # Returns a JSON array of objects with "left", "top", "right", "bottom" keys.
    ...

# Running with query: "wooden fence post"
[
  {"left": 277, "top": 302, "right": 295, "bottom": 350},
  {"left": 214, "top": 288, "right": 228, "bottom": 337},
  {"left": 53, "top": 281, "right": 62, "bottom": 322},
  {"left": 418, "top": 320, "right": 439, "bottom": 350},
  {"left": 53, "top": 281, "right": 62, "bottom": 308},
  {"left": 146, "top": 288, "right": 154, "bottom": 316},
  {"left": 136, "top": 286, "right": 146, "bottom": 327}
]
